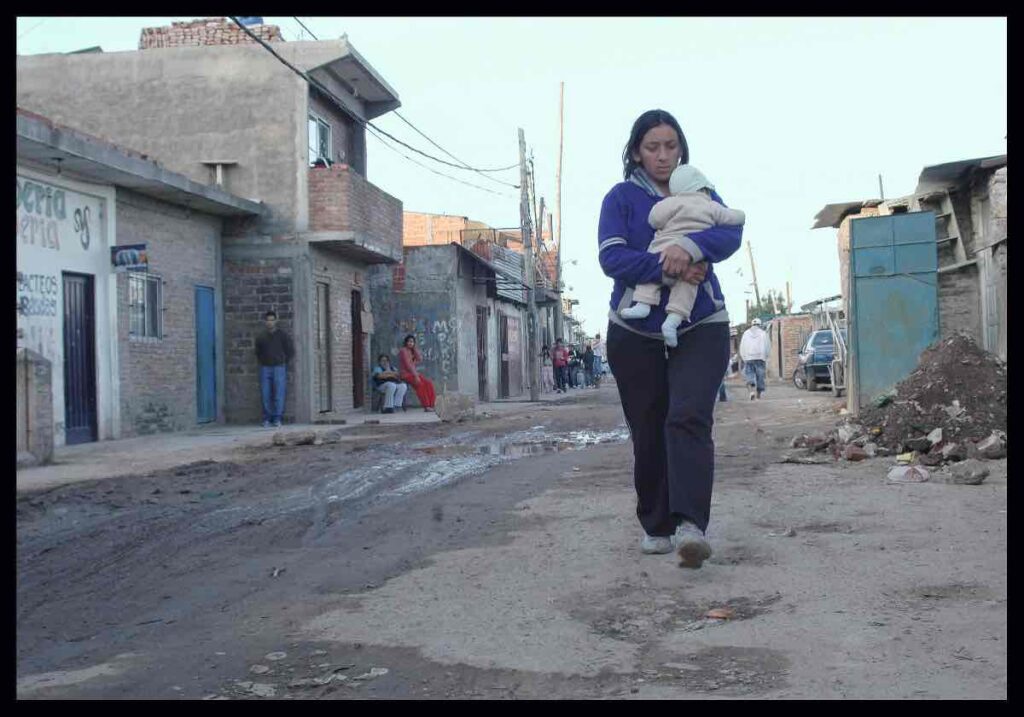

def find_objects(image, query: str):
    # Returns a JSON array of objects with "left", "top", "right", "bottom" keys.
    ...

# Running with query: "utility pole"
[
  {"left": 553, "top": 81, "right": 565, "bottom": 342},
  {"left": 786, "top": 280, "right": 792, "bottom": 312},
  {"left": 746, "top": 241, "right": 761, "bottom": 309},
  {"left": 519, "top": 128, "right": 540, "bottom": 401},
  {"left": 878, "top": 173, "right": 885, "bottom": 201}
]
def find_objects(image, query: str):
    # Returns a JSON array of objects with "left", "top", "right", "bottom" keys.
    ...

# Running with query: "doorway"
[
  {"left": 351, "top": 289, "right": 364, "bottom": 409},
  {"left": 62, "top": 272, "right": 97, "bottom": 444},
  {"left": 476, "top": 306, "right": 488, "bottom": 401},
  {"left": 195, "top": 286, "right": 216, "bottom": 423},
  {"left": 315, "top": 282, "right": 332, "bottom": 412}
]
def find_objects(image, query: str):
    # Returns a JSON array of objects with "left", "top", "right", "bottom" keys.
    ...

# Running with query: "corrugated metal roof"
[
  {"left": 915, "top": 154, "right": 1007, "bottom": 194},
  {"left": 810, "top": 200, "right": 883, "bottom": 230}
]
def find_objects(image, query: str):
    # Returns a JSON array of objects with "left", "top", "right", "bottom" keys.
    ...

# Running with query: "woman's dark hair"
[
  {"left": 622, "top": 109, "right": 689, "bottom": 180},
  {"left": 403, "top": 334, "right": 416, "bottom": 346}
]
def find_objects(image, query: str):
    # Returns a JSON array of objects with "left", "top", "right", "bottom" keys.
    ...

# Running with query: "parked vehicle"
[{"left": 795, "top": 329, "right": 847, "bottom": 391}]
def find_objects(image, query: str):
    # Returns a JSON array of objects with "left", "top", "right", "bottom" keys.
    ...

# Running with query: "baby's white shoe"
[
  {"left": 661, "top": 313, "right": 683, "bottom": 347},
  {"left": 620, "top": 302, "right": 651, "bottom": 319}
]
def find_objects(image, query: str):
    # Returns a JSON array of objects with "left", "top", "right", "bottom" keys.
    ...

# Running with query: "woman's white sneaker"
[
  {"left": 674, "top": 521, "right": 712, "bottom": 568},
  {"left": 640, "top": 534, "right": 674, "bottom": 554}
]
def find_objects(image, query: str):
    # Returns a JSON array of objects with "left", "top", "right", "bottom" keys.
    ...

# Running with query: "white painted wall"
[{"left": 16, "top": 166, "right": 119, "bottom": 446}]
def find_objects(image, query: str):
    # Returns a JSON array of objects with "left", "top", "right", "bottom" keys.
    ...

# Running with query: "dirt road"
[{"left": 16, "top": 380, "right": 1006, "bottom": 699}]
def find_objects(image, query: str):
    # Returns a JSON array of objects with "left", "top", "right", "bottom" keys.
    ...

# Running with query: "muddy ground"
[{"left": 16, "top": 381, "right": 1006, "bottom": 699}]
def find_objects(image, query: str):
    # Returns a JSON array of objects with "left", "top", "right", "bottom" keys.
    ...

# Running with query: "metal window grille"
[{"left": 128, "top": 272, "right": 162, "bottom": 338}]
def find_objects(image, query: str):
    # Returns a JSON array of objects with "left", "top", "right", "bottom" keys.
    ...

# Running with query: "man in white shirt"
[{"left": 739, "top": 318, "right": 771, "bottom": 400}]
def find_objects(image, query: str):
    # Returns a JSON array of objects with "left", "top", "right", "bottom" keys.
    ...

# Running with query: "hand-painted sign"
[{"left": 111, "top": 244, "right": 148, "bottom": 272}]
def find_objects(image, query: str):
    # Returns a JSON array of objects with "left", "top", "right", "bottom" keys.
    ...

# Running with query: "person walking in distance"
[
  {"left": 398, "top": 334, "right": 436, "bottom": 411},
  {"left": 551, "top": 338, "right": 569, "bottom": 393},
  {"left": 591, "top": 332, "right": 605, "bottom": 387},
  {"left": 583, "top": 343, "right": 596, "bottom": 387},
  {"left": 739, "top": 318, "right": 771, "bottom": 400},
  {"left": 599, "top": 109, "right": 742, "bottom": 567},
  {"left": 255, "top": 310, "right": 294, "bottom": 428},
  {"left": 540, "top": 345, "right": 555, "bottom": 393}
]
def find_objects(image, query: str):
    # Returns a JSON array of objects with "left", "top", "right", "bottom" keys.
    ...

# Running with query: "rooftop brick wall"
[
  {"left": 139, "top": 18, "right": 284, "bottom": 49},
  {"left": 402, "top": 212, "right": 468, "bottom": 247}
]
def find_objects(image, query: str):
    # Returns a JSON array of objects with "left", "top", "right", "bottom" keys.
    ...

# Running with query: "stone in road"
[{"left": 16, "top": 382, "right": 1006, "bottom": 699}]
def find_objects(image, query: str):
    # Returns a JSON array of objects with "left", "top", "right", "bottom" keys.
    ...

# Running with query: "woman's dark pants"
[{"left": 607, "top": 321, "right": 730, "bottom": 536}]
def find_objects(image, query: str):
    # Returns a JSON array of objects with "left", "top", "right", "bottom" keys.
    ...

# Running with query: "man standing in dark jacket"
[{"left": 255, "top": 310, "right": 294, "bottom": 427}]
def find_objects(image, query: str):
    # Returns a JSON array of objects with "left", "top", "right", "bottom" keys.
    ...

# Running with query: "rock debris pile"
[{"left": 783, "top": 334, "right": 1006, "bottom": 471}]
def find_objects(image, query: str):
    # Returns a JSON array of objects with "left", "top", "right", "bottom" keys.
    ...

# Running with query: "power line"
[
  {"left": 17, "top": 18, "right": 48, "bottom": 41},
  {"left": 393, "top": 111, "right": 520, "bottom": 174},
  {"left": 366, "top": 125, "right": 517, "bottom": 199},
  {"left": 292, "top": 17, "right": 318, "bottom": 40},
  {"left": 231, "top": 17, "right": 518, "bottom": 182}
]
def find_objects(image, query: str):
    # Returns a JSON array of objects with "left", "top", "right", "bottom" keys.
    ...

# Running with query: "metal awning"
[
  {"left": 810, "top": 200, "right": 883, "bottom": 230},
  {"left": 915, "top": 154, "right": 1007, "bottom": 194}
]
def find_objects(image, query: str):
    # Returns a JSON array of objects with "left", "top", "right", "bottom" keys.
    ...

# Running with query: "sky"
[{"left": 17, "top": 17, "right": 1007, "bottom": 336}]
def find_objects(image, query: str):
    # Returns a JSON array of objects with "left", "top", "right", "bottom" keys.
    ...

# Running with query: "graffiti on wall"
[
  {"left": 16, "top": 272, "right": 59, "bottom": 318},
  {"left": 391, "top": 315, "right": 462, "bottom": 388}
]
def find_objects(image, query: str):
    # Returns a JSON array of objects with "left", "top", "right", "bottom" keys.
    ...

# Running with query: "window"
[
  {"left": 308, "top": 114, "right": 332, "bottom": 166},
  {"left": 812, "top": 332, "right": 834, "bottom": 347},
  {"left": 128, "top": 272, "right": 162, "bottom": 338}
]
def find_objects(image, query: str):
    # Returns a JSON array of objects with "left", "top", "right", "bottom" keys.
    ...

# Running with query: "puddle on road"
[{"left": 475, "top": 428, "right": 631, "bottom": 458}]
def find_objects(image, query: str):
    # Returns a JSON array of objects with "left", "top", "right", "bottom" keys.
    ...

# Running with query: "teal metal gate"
[{"left": 849, "top": 212, "right": 939, "bottom": 410}]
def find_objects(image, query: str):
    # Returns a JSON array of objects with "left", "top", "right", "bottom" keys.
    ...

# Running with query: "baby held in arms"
[{"left": 619, "top": 164, "right": 746, "bottom": 346}]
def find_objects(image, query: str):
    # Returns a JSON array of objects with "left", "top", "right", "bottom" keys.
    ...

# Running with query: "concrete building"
[
  {"left": 17, "top": 109, "right": 263, "bottom": 450},
  {"left": 812, "top": 154, "right": 1007, "bottom": 361},
  {"left": 17, "top": 18, "right": 404, "bottom": 424},
  {"left": 369, "top": 244, "right": 535, "bottom": 403}
]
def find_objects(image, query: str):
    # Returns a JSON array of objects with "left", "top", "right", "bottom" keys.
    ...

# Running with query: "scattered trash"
[
  {"left": 927, "top": 428, "right": 943, "bottom": 445},
  {"left": 289, "top": 674, "right": 348, "bottom": 688},
  {"left": 704, "top": 607, "right": 735, "bottom": 620},
  {"left": 265, "top": 652, "right": 288, "bottom": 661},
  {"left": 896, "top": 452, "right": 915, "bottom": 464},
  {"left": 863, "top": 442, "right": 878, "bottom": 458},
  {"left": 235, "top": 681, "right": 277, "bottom": 697},
  {"left": 270, "top": 567, "right": 285, "bottom": 578},
  {"left": 779, "top": 452, "right": 832, "bottom": 465},
  {"left": 940, "top": 442, "right": 967, "bottom": 462},
  {"left": 352, "top": 667, "right": 389, "bottom": 681},
  {"left": 250, "top": 664, "right": 271, "bottom": 675},
  {"left": 310, "top": 650, "right": 328, "bottom": 656},
  {"left": 887, "top": 466, "right": 929, "bottom": 483},
  {"left": 977, "top": 430, "right": 1007, "bottom": 459},
  {"left": 768, "top": 527, "right": 797, "bottom": 538},
  {"left": 945, "top": 459, "right": 990, "bottom": 485},
  {"left": 843, "top": 445, "right": 868, "bottom": 462},
  {"left": 572, "top": 466, "right": 581, "bottom": 472}
]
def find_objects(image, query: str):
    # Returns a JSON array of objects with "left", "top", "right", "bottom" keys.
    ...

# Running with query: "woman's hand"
[
  {"left": 659, "top": 244, "right": 692, "bottom": 278},
  {"left": 683, "top": 261, "right": 708, "bottom": 285}
]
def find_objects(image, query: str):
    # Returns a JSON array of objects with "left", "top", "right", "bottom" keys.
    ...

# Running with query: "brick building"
[
  {"left": 765, "top": 314, "right": 815, "bottom": 381},
  {"left": 18, "top": 18, "right": 404, "bottom": 424},
  {"left": 17, "top": 110, "right": 262, "bottom": 447}
]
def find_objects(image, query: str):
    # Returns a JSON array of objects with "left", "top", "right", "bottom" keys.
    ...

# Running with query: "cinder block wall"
[
  {"left": 767, "top": 314, "right": 813, "bottom": 380},
  {"left": 939, "top": 266, "right": 983, "bottom": 344},
  {"left": 16, "top": 348, "right": 53, "bottom": 465},
  {"left": 222, "top": 251, "right": 296, "bottom": 424},
  {"left": 115, "top": 190, "right": 223, "bottom": 436}
]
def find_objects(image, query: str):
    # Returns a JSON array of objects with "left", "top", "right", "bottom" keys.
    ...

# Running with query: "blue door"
[
  {"left": 849, "top": 212, "right": 939, "bottom": 409},
  {"left": 195, "top": 286, "right": 216, "bottom": 423}
]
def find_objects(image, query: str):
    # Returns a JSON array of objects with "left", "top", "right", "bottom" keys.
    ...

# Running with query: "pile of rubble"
[
  {"left": 856, "top": 333, "right": 1006, "bottom": 464},
  {"left": 783, "top": 334, "right": 1006, "bottom": 471}
]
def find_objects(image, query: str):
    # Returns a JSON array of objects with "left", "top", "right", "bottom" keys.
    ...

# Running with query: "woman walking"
[
  {"left": 599, "top": 109, "right": 743, "bottom": 567},
  {"left": 398, "top": 334, "right": 436, "bottom": 411}
]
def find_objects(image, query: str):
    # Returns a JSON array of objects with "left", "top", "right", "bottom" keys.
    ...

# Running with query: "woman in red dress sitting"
[{"left": 398, "top": 334, "right": 436, "bottom": 412}]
